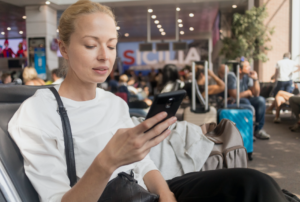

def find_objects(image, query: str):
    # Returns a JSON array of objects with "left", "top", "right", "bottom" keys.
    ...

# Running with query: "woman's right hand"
[{"left": 97, "top": 112, "right": 177, "bottom": 174}]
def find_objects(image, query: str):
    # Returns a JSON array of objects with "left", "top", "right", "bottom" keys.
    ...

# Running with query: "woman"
[
  {"left": 161, "top": 64, "right": 184, "bottom": 93},
  {"left": 8, "top": 1, "right": 287, "bottom": 202},
  {"left": 22, "top": 67, "right": 45, "bottom": 85}
]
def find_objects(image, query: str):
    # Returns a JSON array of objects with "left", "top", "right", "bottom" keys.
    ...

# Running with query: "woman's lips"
[{"left": 92, "top": 67, "right": 108, "bottom": 75}]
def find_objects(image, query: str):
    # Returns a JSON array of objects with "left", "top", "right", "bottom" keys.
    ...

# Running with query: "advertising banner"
[
  {"left": 117, "top": 40, "right": 208, "bottom": 75},
  {"left": 34, "top": 47, "right": 47, "bottom": 80}
]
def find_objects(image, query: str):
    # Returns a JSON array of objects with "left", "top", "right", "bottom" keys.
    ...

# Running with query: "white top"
[
  {"left": 276, "top": 58, "right": 298, "bottom": 81},
  {"left": 8, "top": 86, "right": 158, "bottom": 202}
]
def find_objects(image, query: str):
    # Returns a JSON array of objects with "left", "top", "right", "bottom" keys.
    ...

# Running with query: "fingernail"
[
  {"left": 171, "top": 117, "right": 177, "bottom": 122},
  {"left": 160, "top": 112, "right": 167, "bottom": 117}
]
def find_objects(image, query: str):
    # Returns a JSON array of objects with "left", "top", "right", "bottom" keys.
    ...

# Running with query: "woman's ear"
[{"left": 59, "top": 40, "right": 69, "bottom": 60}]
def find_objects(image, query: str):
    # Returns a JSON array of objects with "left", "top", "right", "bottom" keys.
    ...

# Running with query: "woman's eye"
[
  {"left": 108, "top": 47, "right": 115, "bottom": 50},
  {"left": 85, "top": 46, "right": 95, "bottom": 49}
]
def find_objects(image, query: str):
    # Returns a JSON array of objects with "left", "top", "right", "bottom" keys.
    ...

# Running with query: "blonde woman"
[
  {"left": 8, "top": 1, "right": 287, "bottom": 202},
  {"left": 22, "top": 67, "right": 45, "bottom": 85}
]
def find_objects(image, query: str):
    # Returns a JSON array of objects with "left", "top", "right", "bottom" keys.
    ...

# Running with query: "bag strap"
[{"left": 49, "top": 87, "right": 77, "bottom": 187}]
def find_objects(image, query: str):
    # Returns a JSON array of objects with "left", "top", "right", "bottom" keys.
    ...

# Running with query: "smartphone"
[{"left": 145, "top": 90, "right": 186, "bottom": 133}]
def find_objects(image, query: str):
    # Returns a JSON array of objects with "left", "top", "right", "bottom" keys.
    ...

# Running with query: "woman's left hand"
[{"left": 159, "top": 192, "right": 177, "bottom": 202}]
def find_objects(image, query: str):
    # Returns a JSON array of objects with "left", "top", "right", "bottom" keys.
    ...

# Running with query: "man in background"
[{"left": 51, "top": 69, "right": 64, "bottom": 85}]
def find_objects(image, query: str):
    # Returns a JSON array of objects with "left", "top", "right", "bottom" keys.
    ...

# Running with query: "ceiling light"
[
  {"left": 157, "top": 25, "right": 162, "bottom": 28},
  {"left": 178, "top": 19, "right": 182, "bottom": 23},
  {"left": 180, "top": 31, "right": 184, "bottom": 35},
  {"left": 179, "top": 24, "right": 183, "bottom": 27},
  {"left": 161, "top": 32, "right": 166, "bottom": 35},
  {"left": 159, "top": 28, "right": 164, "bottom": 32},
  {"left": 232, "top": 5, "right": 237, "bottom": 8},
  {"left": 125, "top": 33, "right": 129, "bottom": 37},
  {"left": 176, "top": 7, "right": 180, "bottom": 11},
  {"left": 154, "top": 20, "right": 159, "bottom": 24},
  {"left": 56, "top": 29, "right": 59, "bottom": 33},
  {"left": 151, "top": 15, "right": 156, "bottom": 19},
  {"left": 7, "top": 27, "right": 11, "bottom": 31},
  {"left": 189, "top": 27, "right": 194, "bottom": 31},
  {"left": 116, "top": 26, "right": 120, "bottom": 30},
  {"left": 1, "top": 32, "right": 4, "bottom": 35},
  {"left": 45, "top": 1, "right": 50, "bottom": 5},
  {"left": 19, "top": 31, "right": 23, "bottom": 34},
  {"left": 189, "top": 13, "right": 194, "bottom": 17},
  {"left": 148, "top": 9, "right": 153, "bottom": 13},
  {"left": 23, "top": 16, "right": 26, "bottom": 19}
]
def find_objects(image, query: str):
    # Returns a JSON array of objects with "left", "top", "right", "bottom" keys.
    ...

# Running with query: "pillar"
[
  {"left": 25, "top": 5, "right": 58, "bottom": 73},
  {"left": 291, "top": 0, "right": 300, "bottom": 80}
]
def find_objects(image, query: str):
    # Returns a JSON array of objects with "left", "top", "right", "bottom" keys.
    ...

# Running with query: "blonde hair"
[
  {"left": 23, "top": 67, "right": 38, "bottom": 83},
  {"left": 119, "top": 74, "right": 128, "bottom": 83},
  {"left": 58, "top": 0, "right": 116, "bottom": 46}
]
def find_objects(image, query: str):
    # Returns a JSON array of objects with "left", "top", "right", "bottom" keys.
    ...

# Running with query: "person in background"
[
  {"left": 16, "top": 42, "right": 25, "bottom": 58},
  {"left": 0, "top": 45, "right": 4, "bottom": 57},
  {"left": 22, "top": 67, "right": 45, "bottom": 86},
  {"left": 288, "top": 95, "right": 300, "bottom": 131},
  {"left": 1, "top": 73, "right": 12, "bottom": 84},
  {"left": 149, "top": 67, "right": 157, "bottom": 95},
  {"left": 161, "top": 64, "right": 185, "bottom": 93},
  {"left": 118, "top": 74, "right": 130, "bottom": 102},
  {"left": 2, "top": 39, "right": 15, "bottom": 58},
  {"left": 52, "top": 68, "right": 64, "bottom": 84}
]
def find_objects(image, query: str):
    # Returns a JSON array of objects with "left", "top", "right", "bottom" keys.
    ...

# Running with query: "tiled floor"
[{"left": 248, "top": 112, "right": 300, "bottom": 196}]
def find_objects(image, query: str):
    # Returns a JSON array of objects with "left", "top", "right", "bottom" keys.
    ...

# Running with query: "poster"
[{"left": 34, "top": 47, "right": 46, "bottom": 79}]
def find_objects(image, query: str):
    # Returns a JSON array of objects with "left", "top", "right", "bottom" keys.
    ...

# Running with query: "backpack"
[{"left": 200, "top": 119, "right": 248, "bottom": 171}]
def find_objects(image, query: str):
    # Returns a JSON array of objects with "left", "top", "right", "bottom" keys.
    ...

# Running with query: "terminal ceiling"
[{"left": 0, "top": 0, "right": 247, "bottom": 40}]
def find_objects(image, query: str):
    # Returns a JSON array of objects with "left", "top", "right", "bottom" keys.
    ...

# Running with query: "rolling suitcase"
[
  {"left": 218, "top": 64, "right": 254, "bottom": 160},
  {"left": 184, "top": 61, "right": 217, "bottom": 125}
]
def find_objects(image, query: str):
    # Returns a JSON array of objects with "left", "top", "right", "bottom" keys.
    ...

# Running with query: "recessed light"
[
  {"left": 125, "top": 33, "right": 129, "bottom": 37},
  {"left": 116, "top": 26, "right": 120, "bottom": 30},
  {"left": 151, "top": 15, "right": 156, "bottom": 19},
  {"left": 232, "top": 5, "right": 237, "bottom": 8},
  {"left": 176, "top": 7, "right": 180, "bottom": 11},
  {"left": 179, "top": 24, "right": 183, "bottom": 27},
  {"left": 148, "top": 9, "right": 153, "bottom": 13},
  {"left": 189, "top": 13, "right": 194, "bottom": 17},
  {"left": 7, "top": 27, "right": 11, "bottom": 31},
  {"left": 19, "top": 31, "right": 23, "bottom": 34},
  {"left": 23, "top": 16, "right": 26, "bottom": 19},
  {"left": 180, "top": 31, "right": 184, "bottom": 35},
  {"left": 154, "top": 20, "right": 159, "bottom": 24},
  {"left": 1, "top": 32, "right": 4, "bottom": 35},
  {"left": 159, "top": 28, "right": 164, "bottom": 32},
  {"left": 56, "top": 29, "right": 59, "bottom": 33},
  {"left": 157, "top": 25, "right": 162, "bottom": 28},
  {"left": 178, "top": 19, "right": 182, "bottom": 23},
  {"left": 45, "top": 1, "right": 50, "bottom": 5},
  {"left": 189, "top": 27, "right": 194, "bottom": 31},
  {"left": 161, "top": 32, "right": 166, "bottom": 35}
]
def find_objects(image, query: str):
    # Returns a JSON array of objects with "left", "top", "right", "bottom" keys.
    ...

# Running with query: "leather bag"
[
  {"left": 200, "top": 119, "right": 248, "bottom": 171},
  {"left": 49, "top": 87, "right": 159, "bottom": 202}
]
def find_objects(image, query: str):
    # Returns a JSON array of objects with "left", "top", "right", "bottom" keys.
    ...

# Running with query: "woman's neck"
[
  {"left": 197, "top": 77, "right": 205, "bottom": 85},
  {"left": 58, "top": 70, "right": 97, "bottom": 101}
]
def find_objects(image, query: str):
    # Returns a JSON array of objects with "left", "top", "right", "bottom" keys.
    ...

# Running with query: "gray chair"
[{"left": 0, "top": 85, "right": 53, "bottom": 202}]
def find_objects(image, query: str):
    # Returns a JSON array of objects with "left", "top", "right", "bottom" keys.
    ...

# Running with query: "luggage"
[
  {"left": 200, "top": 119, "right": 248, "bottom": 171},
  {"left": 184, "top": 61, "right": 217, "bottom": 125},
  {"left": 217, "top": 64, "right": 254, "bottom": 160}
]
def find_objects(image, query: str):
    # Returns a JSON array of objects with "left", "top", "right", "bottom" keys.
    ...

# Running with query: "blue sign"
[{"left": 34, "top": 48, "right": 46, "bottom": 79}]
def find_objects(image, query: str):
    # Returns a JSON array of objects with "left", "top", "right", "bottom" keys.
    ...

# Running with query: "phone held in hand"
[{"left": 145, "top": 90, "right": 186, "bottom": 133}]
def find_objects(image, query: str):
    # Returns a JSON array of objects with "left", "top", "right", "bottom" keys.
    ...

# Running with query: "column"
[
  {"left": 26, "top": 5, "right": 58, "bottom": 72},
  {"left": 291, "top": 0, "right": 300, "bottom": 80}
]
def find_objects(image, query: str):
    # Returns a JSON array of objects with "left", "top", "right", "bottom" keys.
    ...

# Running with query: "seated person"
[
  {"left": 184, "top": 65, "right": 225, "bottom": 102},
  {"left": 7, "top": 1, "right": 287, "bottom": 201},
  {"left": 161, "top": 64, "right": 185, "bottom": 93},
  {"left": 1, "top": 72, "right": 12, "bottom": 84},
  {"left": 289, "top": 95, "right": 300, "bottom": 131},
  {"left": 218, "top": 61, "right": 270, "bottom": 140},
  {"left": 22, "top": 67, "right": 45, "bottom": 86},
  {"left": 52, "top": 68, "right": 64, "bottom": 84}
]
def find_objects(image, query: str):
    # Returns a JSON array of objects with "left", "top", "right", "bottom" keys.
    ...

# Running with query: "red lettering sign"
[{"left": 123, "top": 50, "right": 135, "bottom": 65}]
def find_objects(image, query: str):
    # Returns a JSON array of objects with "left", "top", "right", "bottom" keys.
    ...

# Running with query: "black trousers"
[{"left": 167, "top": 168, "right": 287, "bottom": 202}]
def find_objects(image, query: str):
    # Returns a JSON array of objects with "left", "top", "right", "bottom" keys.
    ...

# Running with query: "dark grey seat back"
[{"left": 0, "top": 85, "right": 53, "bottom": 201}]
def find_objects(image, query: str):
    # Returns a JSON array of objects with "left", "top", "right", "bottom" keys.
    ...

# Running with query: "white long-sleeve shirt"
[{"left": 8, "top": 86, "right": 158, "bottom": 202}]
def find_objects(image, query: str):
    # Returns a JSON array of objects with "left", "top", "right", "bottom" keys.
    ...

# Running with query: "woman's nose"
[{"left": 97, "top": 45, "right": 109, "bottom": 61}]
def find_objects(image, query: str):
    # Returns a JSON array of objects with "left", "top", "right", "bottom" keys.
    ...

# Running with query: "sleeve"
[
  {"left": 134, "top": 154, "right": 158, "bottom": 179},
  {"left": 227, "top": 73, "right": 237, "bottom": 90},
  {"left": 248, "top": 77, "right": 254, "bottom": 87},
  {"left": 8, "top": 124, "right": 71, "bottom": 202}
]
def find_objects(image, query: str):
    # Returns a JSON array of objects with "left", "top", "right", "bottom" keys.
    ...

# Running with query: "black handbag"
[{"left": 49, "top": 87, "right": 159, "bottom": 202}]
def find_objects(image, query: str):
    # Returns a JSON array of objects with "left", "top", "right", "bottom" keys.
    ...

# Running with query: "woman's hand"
[{"left": 97, "top": 112, "right": 177, "bottom": 173}]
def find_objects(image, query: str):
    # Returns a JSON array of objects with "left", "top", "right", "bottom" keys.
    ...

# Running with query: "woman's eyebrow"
[{"left": 82, "top": 36, "right": 117, "bottom": 42}]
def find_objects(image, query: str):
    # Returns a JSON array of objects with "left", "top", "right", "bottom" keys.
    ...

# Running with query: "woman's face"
[{"left": 63, "top": 12, "right": 117, "bottom": 84}]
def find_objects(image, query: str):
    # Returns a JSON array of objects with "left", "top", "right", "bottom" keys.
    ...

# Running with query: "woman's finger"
[
  {"left": 144, "top": 128, "right": 172, "bottom": 149},
  {"left": 143, "top": 116, "right": 176, "bottom": 141},
  {"left": 132, "top": 112, "right": 168, "bottom": 135}
]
